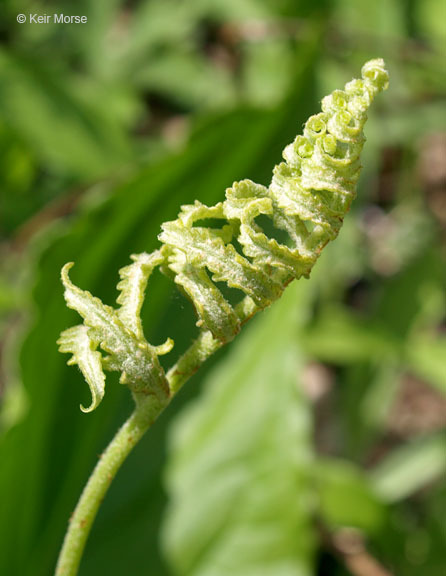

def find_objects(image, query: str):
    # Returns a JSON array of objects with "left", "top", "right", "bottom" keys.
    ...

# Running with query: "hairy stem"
[
  {"left": 55, "top": 330, "right": 220, "bottom": 576},
  {"left": 55, "top": 393, "right": 167, "bottom": 576}
]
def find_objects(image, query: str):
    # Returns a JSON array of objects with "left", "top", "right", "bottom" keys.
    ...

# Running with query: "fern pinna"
[{"left": 59, "top": 59, "right": 388, "bottom": 412}]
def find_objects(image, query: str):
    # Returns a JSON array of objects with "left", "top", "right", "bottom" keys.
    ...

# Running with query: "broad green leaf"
[
  {"left": 370, "top": 433, "right": 446, "bottom": 503},
  {"left": 407, "top": 335, "right": 446, "bottom": 394},
  {"left": 302, "top": 306, "right": 399, "bottom": 364},
  {"left": 417, "top": 0, "right": 446, "bottom": 53},
  {"left": 334, "top": 0, "right": 406, "bottom": 39},
  {"left": 314, "top": 459, "right": 385, "bottom": 534},
  {"left": 162, "top": 283, "right": 315, "bottom": 576},
  {"left": 242, "top": 38, "right": 294, "bottom": 107},
  {"left": 134, "top": 50, "right": 237, "bottom": 110}
]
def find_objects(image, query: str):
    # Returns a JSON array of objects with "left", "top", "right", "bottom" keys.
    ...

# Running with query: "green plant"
[{"left": 55, "top": 59, "right": 388, "bottom": 576}]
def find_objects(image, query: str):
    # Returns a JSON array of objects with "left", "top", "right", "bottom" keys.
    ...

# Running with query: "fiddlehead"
[{"left": 58, "top": 59, "right": 388, "bottom": 409}]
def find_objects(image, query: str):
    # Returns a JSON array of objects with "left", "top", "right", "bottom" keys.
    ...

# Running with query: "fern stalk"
[{"left": 55, "top": 59, "right": 388, "bottom": 576}]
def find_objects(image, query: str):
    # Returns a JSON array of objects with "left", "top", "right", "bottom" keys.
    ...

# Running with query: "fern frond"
[
  {"left": 116, "top": 251, "right": 164, "bottom": 340},
  {"left": 160, "top": 58, "right": 389, "bottom": 336},
  {"left": 57, "top": 325, "right": 105, "bottom": 413},
  {"left": 59, "top": 59, "right": 388, "bottom": 411},
  {"left": 62, "top": 263, "right": 133, "bottom": 360},
  {"left": 60, "top": 263, "right": 169, "bottom": 400}
]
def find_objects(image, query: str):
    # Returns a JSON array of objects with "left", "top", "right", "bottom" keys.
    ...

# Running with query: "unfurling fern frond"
[{"left": 59, "top": 59, "right": 388, "bottom": 411}]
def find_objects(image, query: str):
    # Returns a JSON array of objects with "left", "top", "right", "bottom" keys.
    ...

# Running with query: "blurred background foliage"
[{"left": 0, "top": 0, "right": 445, "bottom": 575}]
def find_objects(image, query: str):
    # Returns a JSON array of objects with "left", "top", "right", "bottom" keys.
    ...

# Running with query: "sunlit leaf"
[
  {"left": 315, "top": 458, "right": 385, "bottom": 534},
  {"left": 370, "top": 433, "right": 446, "bottom": 503},
  {"left": 407, "top": 336, "right": 446, "bottom": 395},
  {"left": 162, "top": 284, "right": 315, "bottom": 576}
]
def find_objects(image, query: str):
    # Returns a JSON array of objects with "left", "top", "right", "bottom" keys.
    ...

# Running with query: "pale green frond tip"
[
  {"left": 57, "top": 325, "right": 106, "bottom": 413},
  {"left": 58, "top": 59, "right": 388, "bottom": 410},
  {"left": 155, "top": 337, "right": 175, "bottom": 356},
  {"left": 361, "top": 58, "right": 389, "bottom": 92},
  {"left": 61, "top": 261, "right": 74, "bottom": 283}
]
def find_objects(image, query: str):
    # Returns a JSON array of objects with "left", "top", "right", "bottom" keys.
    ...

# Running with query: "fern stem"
[
  {"left": 167, "top": 331, "right": 222, "bottom": 394},
  {"left": 55, "top": 330, "right": 222, "bottom": 575},
  {"left": 54, "top": 394, "right": 168, "bottom": 576}
]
